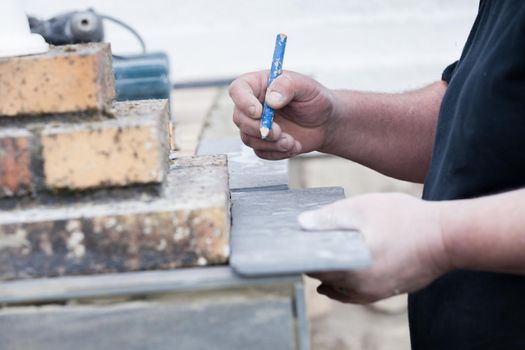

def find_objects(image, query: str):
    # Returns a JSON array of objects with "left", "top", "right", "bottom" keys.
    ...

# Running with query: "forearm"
[
  {"left": 322, "top": 81, "right": 447, "bottom": 183},
  {"left": 440, "top": 188, "right": 525, "bottom": 275}
]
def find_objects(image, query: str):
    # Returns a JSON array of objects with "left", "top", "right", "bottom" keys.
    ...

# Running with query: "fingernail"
[
  {"left": 268, "top": 91, "right": 283, "bottom": 104},
  {"left": 277, "top": 136, "right": 289, "bottom": 151},
  {"left": 248, "top": 105, "right": 256, "bottom": 117}
]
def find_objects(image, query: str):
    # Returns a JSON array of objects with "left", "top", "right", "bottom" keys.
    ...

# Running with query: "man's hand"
[
  {"left": 298, "top": 193, "right": 452, "bottom": 304},
  {"left": 228, "top": 70, "right": 337, "bottom": 160}
]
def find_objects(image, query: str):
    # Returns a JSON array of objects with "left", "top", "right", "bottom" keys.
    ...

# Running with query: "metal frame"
[{"left": 0, "top": 266, "right": 301, "bottom": 305}]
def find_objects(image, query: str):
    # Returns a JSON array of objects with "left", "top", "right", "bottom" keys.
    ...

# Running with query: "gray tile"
[
  {"left": 0, "top": 297, "right": 295, "bottom": 350},
  {"left": 198, "top": 138, "right": 289, "bottom": 191},
  {"left": 230, "top": 187, "right": 371, "bottom": 276},
  {"left": 197, "top": 137, "right": 241, "bottom": 155},
  {"left": 228, "top": 148, "right": 289, "bottom": 191}
]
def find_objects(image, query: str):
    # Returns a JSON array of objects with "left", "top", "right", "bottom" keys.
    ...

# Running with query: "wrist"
[
  {"left": 318, "top": 89, "right": 346, "bottom": 154},
  {"left": 436, "top": 199, "right": 468, "bottom": 272}
]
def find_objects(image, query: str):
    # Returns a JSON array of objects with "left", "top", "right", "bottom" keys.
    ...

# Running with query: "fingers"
[
  {"left": 229, "top": 72, "right": 268, "bottom": 118},
  {"left": 233, "top": 105, "right": 303, "bottom": 160},
  {"left": 240, "top": 132, "right": 296, "bottom": 153},
  {"left": 253, "top": 140, "right": 302, "bottom": 160},
  {"left": 233, "top": 107, "right": 282, "bottom": 141},
  {"left": 317, "top": 284, "right": 354, "bottom": 303},
  {"left": 230, "top": 71, "right": 319, "bottom": 117},
  {"left": 306, "top": 271, "right": 347, "bottom": 284},
  {"left": 298, "top": 199, "right": 359, "bottom": 231}
]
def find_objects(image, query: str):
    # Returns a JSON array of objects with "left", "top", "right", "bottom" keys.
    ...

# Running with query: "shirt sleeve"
[{"left": 441, "top": 61, "right": 458, "bottom": 83}]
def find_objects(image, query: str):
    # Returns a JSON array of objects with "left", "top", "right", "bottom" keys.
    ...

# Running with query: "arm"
[
  {"left": 298, "top": 189, "right": 525, "bottom": 304},
  {"left": 326, "top": 82, "right": 447, "bottom": 182},
  {"left": 441, "top": 188, "right": 525, "bottom": 275},
  {"left": 229, "top": 71, "right": 446, "bottom": 183}
]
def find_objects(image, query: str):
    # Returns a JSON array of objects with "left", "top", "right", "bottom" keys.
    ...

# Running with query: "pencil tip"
[{"left": 260, "top": 127, "right": 270, "bottom": 139}]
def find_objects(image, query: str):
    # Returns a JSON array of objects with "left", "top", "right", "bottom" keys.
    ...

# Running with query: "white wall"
[{"left": 23, "top": 0, "right": 478, "bottom": 90}]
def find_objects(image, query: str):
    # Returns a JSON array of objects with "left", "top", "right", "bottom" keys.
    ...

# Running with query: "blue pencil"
[{"left": 260, "top": 33, "right": 287, "bottom": 139}]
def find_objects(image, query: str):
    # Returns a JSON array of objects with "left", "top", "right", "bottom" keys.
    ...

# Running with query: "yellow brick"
[
  {"left": 0, "top": 43, "right": 115, "bottom": 117},
  {"left": 41, "top": 100, "right": 169, "bottom": 191}
]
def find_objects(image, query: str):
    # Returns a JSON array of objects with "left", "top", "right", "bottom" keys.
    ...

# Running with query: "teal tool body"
[{"left": 260, "top": 33, "right": 287, "bottom": 139}]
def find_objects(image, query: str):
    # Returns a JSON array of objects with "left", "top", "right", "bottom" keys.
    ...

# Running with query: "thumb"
[
  {"left": 298, "top": 201, "right": 358, "bottom": 231},
  {"left": 265, "top": 72, "right": 320, "bottom": 109},
  {"left": 266, "top": 74, "right": 295, "bottom": 109}
]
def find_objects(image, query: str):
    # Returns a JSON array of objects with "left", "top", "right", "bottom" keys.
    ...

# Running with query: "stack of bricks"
[{"left": 0, "top": 43, "right": 230, "bottom": 281}]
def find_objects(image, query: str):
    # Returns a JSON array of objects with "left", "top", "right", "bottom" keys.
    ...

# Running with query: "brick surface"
[
  {"left": 0, "top": 43, "right": 115, "bottom": 117},
  {"left": 0, "top": 129, "right": 32, "bottom": 197},
  {"left": 0, "top": 155, "right": 230, "bottom": 280},
  {"left": 41, "top": 99, "right": 169, "bottom": 191}
]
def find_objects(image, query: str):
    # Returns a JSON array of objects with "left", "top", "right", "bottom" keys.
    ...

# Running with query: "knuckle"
[
  {"left": 228, "top": 81, "right": 236, "bottom": 97},
  {"left": 234, "top": 116, "right": 246, "bottom": 131},
  {"left": 279, "top": 73, "right": 294, "bottom": 87},
  {"left": 240, "top": 134, "right": 252, "bottom": 147},
  {"left": 274, "top": 73, "right": 294, "bottom": 93},
  {"left": 232, "top": 111, "right": 241, "bottom": 127},
  {"left": 254, "top": 150, "right": 269, "bottom": 160},
  {"left": 322, "top": 205, "right": 339, "bottom": 228}
]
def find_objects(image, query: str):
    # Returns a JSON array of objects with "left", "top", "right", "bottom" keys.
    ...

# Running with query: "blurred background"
[
  {"left": 23, "top": 1, "right": 478, "bottom": 349},
  {"left": 25, "top": 0, "right": 477, "bottom": 90}
]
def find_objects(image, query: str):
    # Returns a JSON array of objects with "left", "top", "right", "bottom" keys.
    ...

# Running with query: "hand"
[
  {"left": 298, "top": 193, "right": 452, "bottom": 304},
  {"left": 229, "top": 70, "right": 337, "bottom": 160}
]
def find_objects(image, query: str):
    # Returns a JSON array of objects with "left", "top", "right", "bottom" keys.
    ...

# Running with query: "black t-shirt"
[{"left": 409, "top": 1, "right": 525, "bottom": 349}]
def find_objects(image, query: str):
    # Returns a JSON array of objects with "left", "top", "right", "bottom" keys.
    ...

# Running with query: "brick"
[
  {"left": 168, "top": 120, "right": 177, "bottom": 151},
  {"left": 0, "top": 155, "right": 230, "bottom": 280},
  {"left": 0, "top": 129, "right": 32, "bottom": 197},
  {"left": 41, "top": 99, "right": 169, "bottom": 191},
  {"left": 0, "top": 43, "right": 115, "bottom": 117}
]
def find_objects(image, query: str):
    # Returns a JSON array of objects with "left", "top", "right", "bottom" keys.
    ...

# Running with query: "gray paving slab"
[
  {"left": 0, "top": 297, "right": 295, "bottom": 350},
  {"left": 197, "top": 137, "right": 240, "bottom": 155},
  {"left": 198, "top": 138, "right": 289, "bottom": 192},
  {"left": 230, "top": 187, "right": 371, "bottom": 276}
]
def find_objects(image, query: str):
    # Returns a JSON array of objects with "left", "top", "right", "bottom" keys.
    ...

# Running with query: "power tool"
[{"left": 28, "top": 9, "right": 171, "bottom": 102}]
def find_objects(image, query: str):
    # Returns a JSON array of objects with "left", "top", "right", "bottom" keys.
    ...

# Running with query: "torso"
[{"left": 410, "top": 1, "right": 525, "bottom": 348}]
